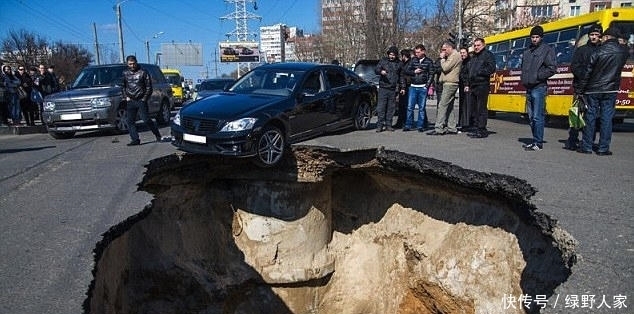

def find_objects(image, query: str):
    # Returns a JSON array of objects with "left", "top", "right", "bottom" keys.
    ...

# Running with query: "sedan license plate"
[
  {"left": 183, "top": 133, "right": 206, "bottom": 144},
  {"left": 61, "top": 113, "right": 82, "bottom": 120}
]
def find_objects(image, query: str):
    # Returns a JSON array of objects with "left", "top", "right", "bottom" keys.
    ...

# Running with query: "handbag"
[
  {"left": 568, "top": 95, "right": 586, "bottom": 129},
  {"left": 17, "top": 86, "right": 28, "bottom": 100},
  {"left": 31, "top": 89, "right": 43, "bottom": 103},
  {"left": 427, "top": 85, "right": 435, "bottom": 96}
]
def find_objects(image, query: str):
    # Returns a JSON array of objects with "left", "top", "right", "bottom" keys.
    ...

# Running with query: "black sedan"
[{"left": 171, "top": 62, "right": 377, "bottom": 166}]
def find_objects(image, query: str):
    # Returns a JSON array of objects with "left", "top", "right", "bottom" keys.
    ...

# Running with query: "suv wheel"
[
  {"left": 114, "top": 107, "right": 128, "bottom": 133},
  {"left": 253, "top": 125, "right": 285, "bottom": 167}
]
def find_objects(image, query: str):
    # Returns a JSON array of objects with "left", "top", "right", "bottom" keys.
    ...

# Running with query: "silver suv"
[{"left": 42, "top": 63, "right": 174, "bottom": 139}]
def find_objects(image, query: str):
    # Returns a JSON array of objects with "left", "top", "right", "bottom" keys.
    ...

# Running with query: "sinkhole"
[{"left": 84, "top": 147, "right": 577, "bottom": 314}]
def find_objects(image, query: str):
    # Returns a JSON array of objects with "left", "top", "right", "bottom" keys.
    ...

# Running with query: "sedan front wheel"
[
  {"left": 354, "top": 99, "right": 372, "bottom": 130},
  {"left": 254, "top": 125, "right": 285, "bottom": 167}
]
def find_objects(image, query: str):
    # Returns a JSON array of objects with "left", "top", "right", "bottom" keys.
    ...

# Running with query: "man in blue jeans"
[
  {"left": 122, "top": 55, "right": 162, "bottom": 146},
  {"left": 576, "top": 27, "right": 628, "bottom": 156},
  {"left": 520, "top": 25, "right": 556, "bottom": 151},
  {"left": 403, "top": 44, "right": 434, "bottom": 132}
]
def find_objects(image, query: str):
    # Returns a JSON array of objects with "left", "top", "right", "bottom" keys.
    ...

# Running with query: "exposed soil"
[{"left": 84, "top": 146, "right": 577, "bottom": 314}]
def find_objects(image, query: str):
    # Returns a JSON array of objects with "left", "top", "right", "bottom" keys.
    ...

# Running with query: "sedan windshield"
[{"left": 230, "top": 69, "right": 304, "bottom": 97}]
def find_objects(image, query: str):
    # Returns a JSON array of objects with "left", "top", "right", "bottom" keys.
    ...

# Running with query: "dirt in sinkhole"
[{"left": 84, "top": 146, "right": 577, "bottom": 314}]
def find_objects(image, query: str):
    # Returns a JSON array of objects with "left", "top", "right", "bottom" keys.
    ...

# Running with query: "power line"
[{"left": 8, "top": 0, "right": 92, "bottom": 42}]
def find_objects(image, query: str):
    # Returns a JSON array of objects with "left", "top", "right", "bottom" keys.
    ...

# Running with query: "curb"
[{"left": 0, "top": 125, "right": 48, "bottom": 136}]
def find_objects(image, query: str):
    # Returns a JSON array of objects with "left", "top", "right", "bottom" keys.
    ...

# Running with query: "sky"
[{"left": 0, "top": 0, "right": 321, "bottom": 81}]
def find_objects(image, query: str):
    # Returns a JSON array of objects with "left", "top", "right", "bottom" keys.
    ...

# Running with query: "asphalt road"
[{"left": 0, "top": 105, "right": 632, "bottom": 314}]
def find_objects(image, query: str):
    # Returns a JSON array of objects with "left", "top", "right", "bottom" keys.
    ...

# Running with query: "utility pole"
[
  {"left": 93, "top": 23, "right": 101, "bottom": 65},
  {"left": 458, "top": 0, "right": 463, "bottom": 47},
  {"left": 220, "top": 0, "right": 261, "bottom": 77},
  {"left": 116, "top": 2, "right": 125, "bottom": 63}
]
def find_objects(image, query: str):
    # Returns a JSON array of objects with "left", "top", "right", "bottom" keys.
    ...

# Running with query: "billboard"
[
  {"left": 219, "top": 41, "right": 260, "bottom": 63},
  {"left": 161, "top": 42, "right": 203, "bottom": 67}
]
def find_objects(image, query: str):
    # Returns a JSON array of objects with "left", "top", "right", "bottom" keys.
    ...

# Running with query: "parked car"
[
  {"left": 353, "top": 59, "right": 380, "bottom": 88},
  {"left": 42, "top": 63, "right": 174, "bottom": 139},
  {"left": 190, "top": 78, "right": 235, "bottom": 101},
  {"left": 171, "top": 62, "right": 377, "bottom": 167}
]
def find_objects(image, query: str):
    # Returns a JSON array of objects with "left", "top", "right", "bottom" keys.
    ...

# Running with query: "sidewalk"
[{"left": 0, "top": 124, "right": 47, "bottom": 136}]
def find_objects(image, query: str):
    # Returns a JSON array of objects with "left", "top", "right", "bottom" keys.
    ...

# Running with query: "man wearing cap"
[
  {"left": 576, "top": 27, "right": 628, "bottom": 156},
  {"left": 520, "top": 25, "right": 557, "bottom": 151},
  {"left": 403, "top": 44, "right": 434, "bottom": 132},
  {"left": 565, "top": 24, "right": 603, "bottom": 151},
  {"left": 374, "top": 46, "right": 404, "bottom": 132}
]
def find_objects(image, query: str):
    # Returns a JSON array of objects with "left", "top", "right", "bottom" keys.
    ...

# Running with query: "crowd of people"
[
  {"left": 0, "top": 64, "right": 59, "bottom": 127},
  {"left": 373, "top": 23, "right": 629, "bottom": 155}
]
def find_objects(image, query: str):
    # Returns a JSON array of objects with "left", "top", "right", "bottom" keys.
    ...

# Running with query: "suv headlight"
[
  {"left": 91, "top": 97, "right": 112, "bottom": 108},
  {"left": 221, "top": 118, "right": 257, "bottom": 132},
  {"left": 43, "top": 101, "right": 55, "bottom": 111}
]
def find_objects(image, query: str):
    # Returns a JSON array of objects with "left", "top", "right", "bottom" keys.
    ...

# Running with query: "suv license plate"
[{"left": 61, "top": 113, "right": 82, "bottom": 120}]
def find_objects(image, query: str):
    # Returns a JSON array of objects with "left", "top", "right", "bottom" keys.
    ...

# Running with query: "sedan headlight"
[
  {"left": 90, "top": 97, "right": 112, "bottom": 108},
  {"left": 173, "top": 111, "right": 181, "bottom": 126},
  {"left": 43, "top": 101, "right": 55, "bottom": 111},
  {"left": 220, "top": 118, "right": 257, "bottom": 132}
]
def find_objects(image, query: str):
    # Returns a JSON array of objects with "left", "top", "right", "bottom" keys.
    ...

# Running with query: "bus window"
[
  {"left": 543, "top": 32, "right": 558, "bottom": 44},
  {"left": 489, "top": 42, "right": 509, "bottom": 69},
  {"left": 512, "top": 38, "right": 527, "bottom": 49},
  {"left": 508, "top": 48, "right": 524, "bottom": 69}
]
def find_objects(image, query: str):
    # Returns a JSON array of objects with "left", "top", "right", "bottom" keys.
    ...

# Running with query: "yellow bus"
[
  {"left": 484, "top": 8, "right": 634, "bottom": 123},
  {"left": 161, "top": 68, "right": 184, "bottom": 105}
]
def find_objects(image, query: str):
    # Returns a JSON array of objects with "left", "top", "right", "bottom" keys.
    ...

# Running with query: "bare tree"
[
  {"left": 49, "top": 41, "right": 93, "bottom": 88},
  {"left": 460, "top": 0, "right": 498, "bottom": 41},
  {"left": 1, "top": 29, "right": 93, "bottom": 88},
  {"left": 1, "top": 29, "right": 50, "bottom": 69}
]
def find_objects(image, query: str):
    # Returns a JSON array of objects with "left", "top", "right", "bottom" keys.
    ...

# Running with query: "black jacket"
[
  {"left": 467, "top": 49, "right": 496, "bottom": 87},
  {"left": 520, "top": 42, "right": 556, "bottom": 88},
  {"left": 404, "top": 56, "right": 434, "bottom": 86},
  {"left": 123, "top": 67, "right": 153, "bottom": 102},
  {"left": 570, "top": 41, "right": 600, "bottom": 91},
  {"left": 400, "top": 58, "right": 412, "bottom": 88},
  {"left": 459, "top": 56, "right": 470, "bottom": 88},
  {"left": 578, "top": 39, "right": 628, "bottom": 94},
  {"left": 375, "top": 57, "right": 403, "bottom": 90}
]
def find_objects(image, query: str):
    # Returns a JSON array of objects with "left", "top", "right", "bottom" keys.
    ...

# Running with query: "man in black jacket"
[
  {"left": 395, "top": 49, "right": 412, "bottom": 129},
  {"left": 466, "top": 38, "right": 496, "bottom": 138},
  {"left": 576, "top": 27, "right": 628, "bottom": 156},
  {"left": 374, "top": 46, "right": 403, "bottom": 132},
  {"left": 123, "top": 55, "right": 162, "bottom": 146},
  {"left": 565, "top": 24, "right": 602, "bottom": 150},
  {"left": 520, "top": 26, "right": 557, "bottom": 151}
]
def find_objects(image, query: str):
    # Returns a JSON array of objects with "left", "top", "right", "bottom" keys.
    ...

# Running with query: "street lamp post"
[{"left": 146, "top": 31, "right": 164, "bottom": 64}]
